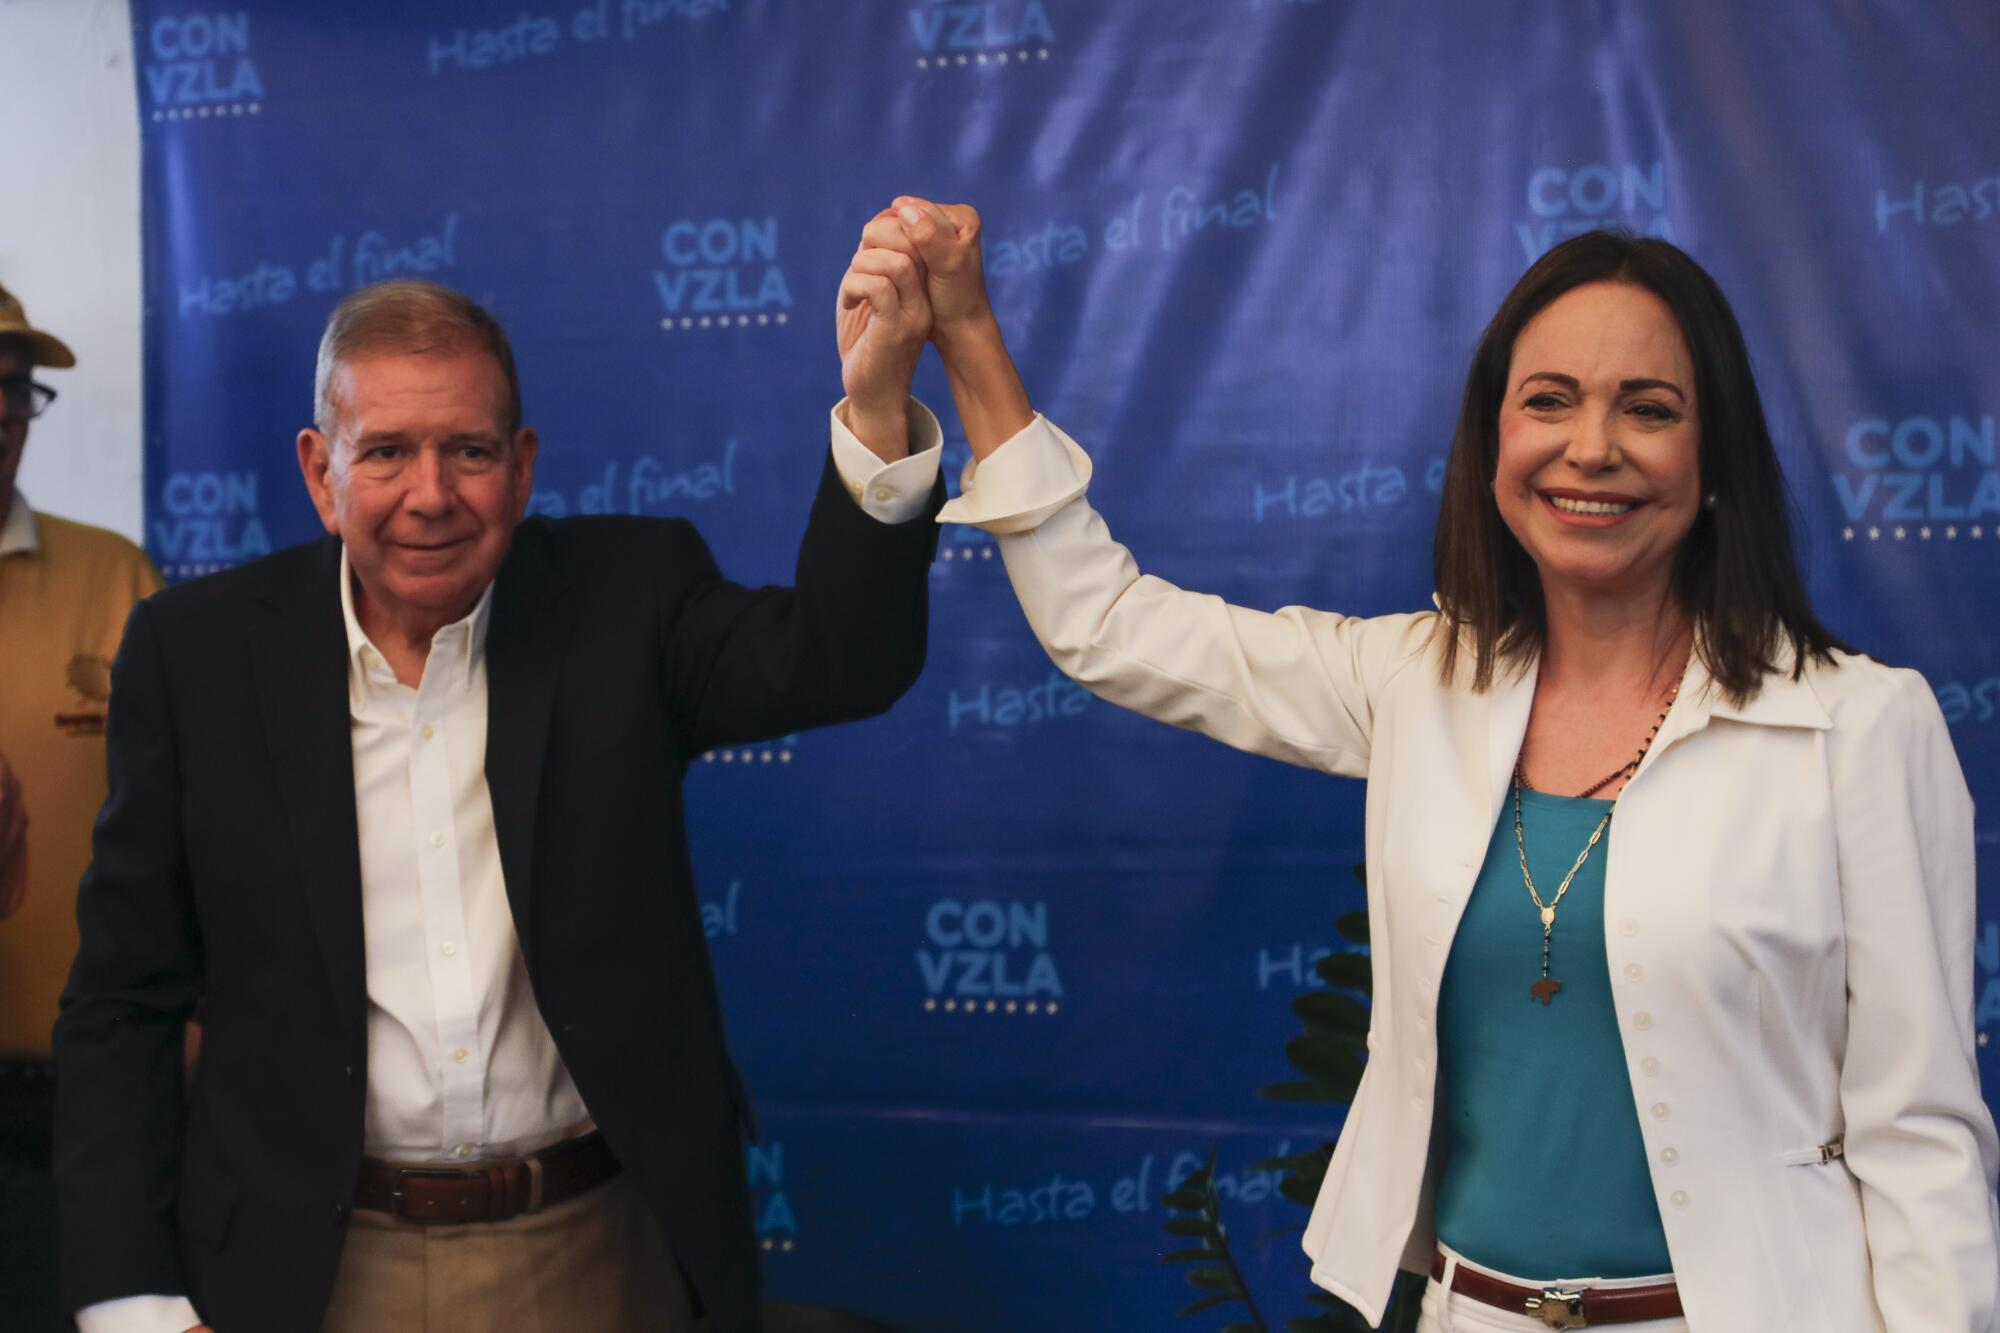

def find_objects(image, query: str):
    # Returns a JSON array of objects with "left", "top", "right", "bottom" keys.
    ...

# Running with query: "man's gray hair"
[{"left": 312, "top": 280, "right": 521, "bottom": 434}]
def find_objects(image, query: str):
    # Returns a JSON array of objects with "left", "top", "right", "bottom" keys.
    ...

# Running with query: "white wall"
[{"left": 0, "top": 0, "right": 143, "bottom": 542}]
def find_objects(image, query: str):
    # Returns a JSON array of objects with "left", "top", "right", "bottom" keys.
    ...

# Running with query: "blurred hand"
[
  {"left": 0, "top": 751, "right": 26, "bottom": 919},
  {"left": 837, "top": 221, "right": 935, "bottom": 462}
]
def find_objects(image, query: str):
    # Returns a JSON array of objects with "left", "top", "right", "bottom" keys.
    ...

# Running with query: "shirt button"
[
  {"left": 456, "top": 1143, "right": 476, "bottom": 1159},
  {"left": 1651, "top": 1102, "right": 1670, "bottom": 1120},
  {"left": 420, "top": 724, "right": 435, "bottom": 740},
  {"left": 848, "top": 481, "right": 863, "bottom": 497},
  {"left": 1624, "top": 963, "right": 1644, "bottom": 981},
  {"left": 441, "top": 942, "right": 456, "bottom": 957},
  {"left": 429, "top": 831, "right": 445, "bottom": 848},
  {"left": 331, "top": 1203, "right": 349, "bottom": 1226},
  {"left": 1659, "top": 1146, "right": 1679, "bottom": 1164},
  {"left": 1670, "top": 1190, "right": 1690, "bottom": 1209},
  {"left": 453, "top": 1047, "right": 469, "bottom": 1064},
  {"left": 1640, "top": 1056, "right": 1660, "bottom": 1075},
  {"left": 872, "top": 487, "right": 895, "bottom": 503},
  {"left": 1620, "top": 919, "right": 1639, "bottom": 937},
  {"left": 1632, "top": 1011, "right": 1652, "bottom": 1030}
]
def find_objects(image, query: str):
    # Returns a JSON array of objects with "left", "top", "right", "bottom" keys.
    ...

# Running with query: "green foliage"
[
  {"left": 1158, "top": 1151, "right": 1270, "bottom": 1333},
  {"left": 1167, "top": 874, "right": 1424, "bottom": 1333}
]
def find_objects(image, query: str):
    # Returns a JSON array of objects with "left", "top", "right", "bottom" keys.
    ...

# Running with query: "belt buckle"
[{"left": 1525, "top": 1287, "right": 1587, "bottom": 1329}]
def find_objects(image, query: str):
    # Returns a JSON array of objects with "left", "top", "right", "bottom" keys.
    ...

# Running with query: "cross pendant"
[{"left": 1530, "top": 977, "right": 1563, "bottom": 1005}]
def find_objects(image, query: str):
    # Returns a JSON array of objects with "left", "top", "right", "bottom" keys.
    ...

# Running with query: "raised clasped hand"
[
  {"left": 837, "top": 218, "right": 936, "bottom": 462},
  {"left": 861, "top": 196, "right": 991, "bottom": 345}
]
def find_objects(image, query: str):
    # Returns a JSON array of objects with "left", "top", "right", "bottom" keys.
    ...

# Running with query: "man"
[
  {"left": 0, "top": 282, "right": 162, "bottom": 1331},
  {"left": 57, "top": 239, "right": 947, "bottom": 1331}
]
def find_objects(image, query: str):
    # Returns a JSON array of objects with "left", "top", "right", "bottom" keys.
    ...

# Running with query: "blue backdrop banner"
[{"left": 132, "top": 2, "right": 1999, "bottom": 1328}]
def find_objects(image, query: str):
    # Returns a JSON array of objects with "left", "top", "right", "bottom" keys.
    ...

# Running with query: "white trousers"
[{"left": 1417, "top": 1244, "right": 1690, "bottom": 1333}]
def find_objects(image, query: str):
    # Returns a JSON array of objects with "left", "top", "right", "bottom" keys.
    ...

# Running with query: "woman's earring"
[{"left": 1703, "top": 493, "right": 1718, "bottom": 512}]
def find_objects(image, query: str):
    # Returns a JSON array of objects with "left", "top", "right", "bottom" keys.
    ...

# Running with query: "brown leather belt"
[
  {"left": 1431, "top": 1248, "right": 1683, "bottom": 1328},
  {"left": 355, "top": 1131, "right": 621, "bottom": 1225}
]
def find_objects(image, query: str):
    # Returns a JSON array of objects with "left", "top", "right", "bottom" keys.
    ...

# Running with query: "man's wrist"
[{"left": 837, "top": 398, "right": 912, "bottom": 464}]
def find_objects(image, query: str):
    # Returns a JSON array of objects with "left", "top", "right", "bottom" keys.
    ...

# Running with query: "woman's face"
[{"left": 1493, "top": 280, "right": 1702, "bottom": 606}]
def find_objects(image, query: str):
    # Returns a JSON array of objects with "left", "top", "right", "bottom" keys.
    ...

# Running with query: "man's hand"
[
  {"left": 867, "top": 196, "right": 1032, "bottom": 461},
  {"left": 837, "top": 226, "right": 933, "bottom": 463},
  {"left": 0, "top": 751, "right": 26, "bottom": 919}
]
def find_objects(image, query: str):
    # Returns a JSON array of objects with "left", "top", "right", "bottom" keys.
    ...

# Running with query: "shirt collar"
[
  {"left": 1692, "top": 647, "right": 1833, "bottom": 730},
  {"left": 337, "top": 546, "right": 493, "bottom": 691},
  {"left": 0, "top": 491, "right": 40, "bottom": 557}
]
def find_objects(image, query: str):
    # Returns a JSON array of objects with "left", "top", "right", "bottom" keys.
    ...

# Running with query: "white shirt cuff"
[
  {"left": 828, "top": 397, "right": 944, "bottom": 524},
  {"left": 935, "top": 413, "right": 1093, "bottom": 534},
  {"left": 75, "top": 1293, "right": 203, "bottom": 1333}
]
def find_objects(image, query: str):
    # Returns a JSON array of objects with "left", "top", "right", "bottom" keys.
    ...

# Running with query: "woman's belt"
[{"left": 1431, "top": 1247, "right": 1684, "bottom": 1328}]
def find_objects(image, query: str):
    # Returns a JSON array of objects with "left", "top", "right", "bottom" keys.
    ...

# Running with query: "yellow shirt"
[{"left": 0, "top": 497, "right": 162, "bottom": 1058}]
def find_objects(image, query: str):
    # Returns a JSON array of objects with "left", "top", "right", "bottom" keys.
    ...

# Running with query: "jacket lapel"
[
  {"left": 252, "top": 539, "right": 367, "bottom": 1046},
  {"left": 482, "top": 527, "right": 572, "bottom": 956},
  {"left": 1482, "top": 655, "right": 1540, "bottom": 838}
]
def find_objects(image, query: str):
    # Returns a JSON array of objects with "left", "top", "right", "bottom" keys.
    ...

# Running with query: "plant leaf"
[
  {"left": 1285, "top": 1033, "right": 1368, "bottom": 1083},
  {"left": 1291, "top": 990, "right": 1369, "bottom": 1035},
  {"left": 1178, "top": 1292, "right": 1239, "bottom": 1317},
  {"left": 1158, "top": 1246, "right": 1214, "bottom": 1264},
  {"left": 1164, "top": 1216, "right": 1221, "bottom": 1239},
  {"left": 1313, "top": 951, "right": 1373, "bottom": 993},
  {"left": 1257, "top": 1078, "right": 1353, "bottom": 1103},
  {"left": 1335, "top": 907, "right": 1370, "bottom": 941},
  {"left": 1161, "top": 1186, "right": 1209, "bottom": 1211},
  {"left": 1184, "top": 1266, "right": 1242, "bottom": 1294}
]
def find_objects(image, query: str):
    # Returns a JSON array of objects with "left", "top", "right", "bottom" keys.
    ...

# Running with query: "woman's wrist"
[{"left": 935, "top": 313, "right": 1034, "bottom": 460}]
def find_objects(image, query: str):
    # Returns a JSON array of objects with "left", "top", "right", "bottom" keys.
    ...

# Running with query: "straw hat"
[{"left": 0, "top": 282, "right": 77, "bottom": 368}]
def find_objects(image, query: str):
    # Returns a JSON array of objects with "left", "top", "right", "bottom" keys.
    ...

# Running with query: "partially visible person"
[
  {"left": 0, "top": 282, "right": 162, "bottom": 1331},
  {"left": 864, "top": 200, "right": 2000, "bottom": 1330}
]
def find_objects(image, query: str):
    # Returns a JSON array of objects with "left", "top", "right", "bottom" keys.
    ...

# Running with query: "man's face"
[
  {"left": 0, "top": 341, "right": 31, "bottom": 515},
  {"left": 296, "top": 348, "right": 537, "bottom": 635}
]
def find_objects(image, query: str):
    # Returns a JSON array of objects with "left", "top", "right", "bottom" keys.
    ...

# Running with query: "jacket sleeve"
[
  {"left": 665, "top": 445, "right": 944, "bottom": 754},
  {"left": 1830, "top": 667, "right": 2000, "bottom": 1330},
  {"left": 938, "top": 414, "right": 1431, "bottom": 778},
  {"left": 52, "top": 597, "right": 205, "bottom": 1316}
]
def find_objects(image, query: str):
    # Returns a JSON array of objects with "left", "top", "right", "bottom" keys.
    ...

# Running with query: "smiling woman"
[
  {"left": 1432, "top": 233, "right": 1842, "bottom": 709},
  {"left": 865, "top": 200, "right": 2000, "bottom": 1332}
]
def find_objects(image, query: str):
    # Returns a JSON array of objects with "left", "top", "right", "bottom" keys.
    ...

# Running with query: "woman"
[{"left": 848, "top": 205, "right": 2000, "bottom": 1329}]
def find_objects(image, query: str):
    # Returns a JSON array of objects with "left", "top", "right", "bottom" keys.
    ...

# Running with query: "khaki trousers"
[{"left": 322, "top": 1173, "right": 692, "bottom": 1333}]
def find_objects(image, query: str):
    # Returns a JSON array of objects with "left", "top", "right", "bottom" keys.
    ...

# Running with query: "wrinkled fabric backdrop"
[{"left": 130, "top": 2, "right": 1998, "bottom": 1327}]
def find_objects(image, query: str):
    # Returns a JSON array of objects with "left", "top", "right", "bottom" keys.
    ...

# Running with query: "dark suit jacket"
[{"left": 54, "top": 455, "right": 942, "bottom": 1331}]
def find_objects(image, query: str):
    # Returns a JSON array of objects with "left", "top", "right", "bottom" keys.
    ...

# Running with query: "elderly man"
[
  {"left": 0, "top": 283, "right": 160, "bottom": 1331},
  {"left": 57, "top": 243, "right": 945, "bottom": 1331}
]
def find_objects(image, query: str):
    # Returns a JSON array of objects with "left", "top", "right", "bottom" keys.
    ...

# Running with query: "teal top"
[{"left": 1432, "top": 787, "right": 1673, "bottom": 1279}]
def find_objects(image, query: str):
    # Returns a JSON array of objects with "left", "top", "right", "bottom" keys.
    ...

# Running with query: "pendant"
[
  {"left": 1539, "top": 906, "right": 1556, "bottom": 928},
  {"left": 1530, "top": 977, "right": 1563, "bottom": 1005}
]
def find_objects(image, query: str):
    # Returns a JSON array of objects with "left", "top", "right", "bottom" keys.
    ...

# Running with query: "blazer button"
[{"left": 331, "top": 1202, "right": 349, "bottom": 1226}]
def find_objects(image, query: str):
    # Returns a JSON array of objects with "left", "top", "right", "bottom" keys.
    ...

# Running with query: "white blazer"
[{"left": 939, "top": 416, "right": 2000, "bottom": 1332}]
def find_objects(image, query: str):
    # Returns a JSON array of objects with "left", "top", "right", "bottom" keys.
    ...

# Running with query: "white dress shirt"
[
  {"left": 80, "top": 417, "right": 944, "bottom": 1333},
  {"left": 941, "top": 414, "right": 2000, "bottom": 1331},
  {"left": 1, "top": 488, "right": 41, "bottom": 556}
]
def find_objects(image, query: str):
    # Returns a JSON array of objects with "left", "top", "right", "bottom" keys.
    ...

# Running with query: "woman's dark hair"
[{"left": 1431, "top": 229, "right": 1847, "bottom": 703}]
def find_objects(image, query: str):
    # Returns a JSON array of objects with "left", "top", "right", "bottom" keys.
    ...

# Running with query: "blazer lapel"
[
  {"left": 482, "top": 527, "right": 572, "bottom": 956},
  {"left": 1482, "top": 654, "right": 1540, "bottom": 836},
  {"left": 252, "top": 539, "right": 367, "bottom": 1047}
]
